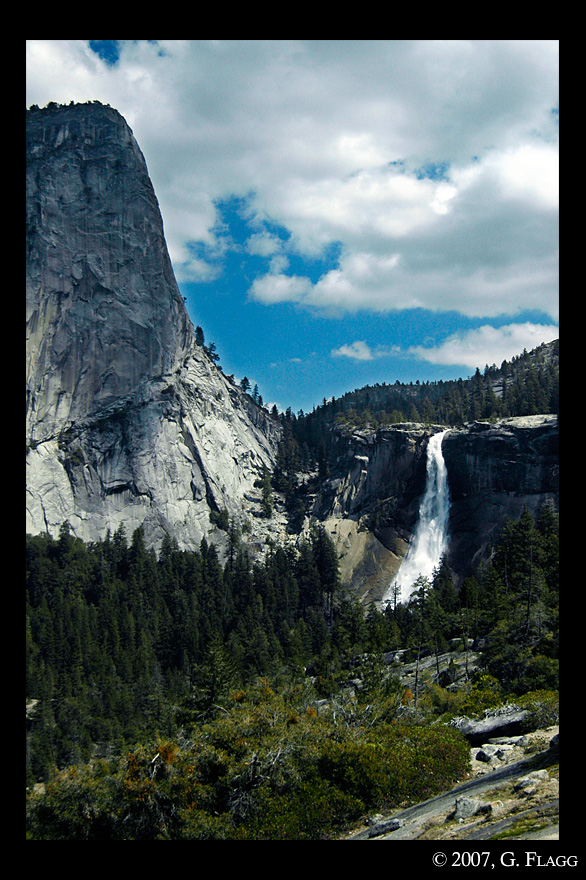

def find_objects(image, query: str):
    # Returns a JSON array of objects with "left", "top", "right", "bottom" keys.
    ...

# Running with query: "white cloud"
[
  {"left": 267, "top": 166, "right": 446, "bottom": 255},
  {"left": 26, "top": 40, "right": 559, "bottom": 320},
  {"left": 451, "top": 143, "right": 559, "bottom": 210},
  {"left": 331, "top": 341, "right": 374, "bottom": 361},
  {"left": 249, "top": 273, "right": 312, "bottom": 305},
  {"left": 249, "top": 243, "right": 558, "bottom": 321},
  {"left": 329, "top": 323, "right": 560, "bottom": 370},
  {"left": 246, "top": 232, "right": 282, "bottom": 257},
  {"left": 408, "top": 323, "right": 559, "bottom": 369}
]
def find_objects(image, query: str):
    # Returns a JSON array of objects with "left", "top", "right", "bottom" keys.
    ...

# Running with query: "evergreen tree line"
[
  {"left": 26, "top": 502, "right": 558, "bottom": 839},
  {"left": 284, "top": 341, "right": 559, "bottom": 460},
  {"left": 26, "top": 500, "right": 558, "bottom": 789},
  {"left": 26, "top": 521, "right": 340, "bottom": 784},
  {"left": 383, "top": 500, "right": 559, "bottom": 699}
]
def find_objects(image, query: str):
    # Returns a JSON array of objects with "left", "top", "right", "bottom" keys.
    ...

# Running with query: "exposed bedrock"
[{"left": 308, "top": 416, "right": 558, "bottom": 602}]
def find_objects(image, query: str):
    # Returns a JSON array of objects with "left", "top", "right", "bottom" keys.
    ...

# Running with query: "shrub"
[
  {"left": 27, "top": 687, "right": 471, "bottom": 840},
  {"left": 319, "top": 739, "right": 387, "bottom": 805},
  {"left": 233, "top": 780, "right": 364, "bottom": 840},
  {"left": 459, "top": 673, "right": 503, "bottom": 716},
  {"left": 517, "top": 689, "right": 559, "bottom": 730},
  {"left": 26, "top": 765, "right": 116, "bottom": 840}
]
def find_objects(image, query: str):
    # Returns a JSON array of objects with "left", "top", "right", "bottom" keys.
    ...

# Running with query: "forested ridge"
[
  {"left": 274, "top": 341, "right": 559, "bottom": 479},
  {"left": 314, "top": 339, "right": 557, "bottom": 425},
  {"left": 26, "top": 498, "right": 558, "bottom": 839},
  {"left": 269, "top": 340, "right": 558, "bottom": 526}
]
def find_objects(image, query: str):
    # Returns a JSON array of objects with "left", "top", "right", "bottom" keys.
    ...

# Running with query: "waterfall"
[{"left": 383, "top": 430, "right": 451, "bottom": 606}]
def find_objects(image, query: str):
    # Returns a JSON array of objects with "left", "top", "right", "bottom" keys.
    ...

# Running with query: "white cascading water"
[{"left": 383, "top": 430, "right": 451, "bottom": 605}]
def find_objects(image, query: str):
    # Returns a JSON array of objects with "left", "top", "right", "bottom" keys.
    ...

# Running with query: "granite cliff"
[
  {"left": 26, "top": 102, "right": 281, "bottom": 552},
  {"left": 442, "top": 415, "right": 558, "bottom": 578},
  {"left": 306, "top": 416, "right": 558, "bottom": 603}
]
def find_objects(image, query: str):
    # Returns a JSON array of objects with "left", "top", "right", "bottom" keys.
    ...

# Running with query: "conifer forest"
[{"left": 26, "top": 495, "right": 558, "bottom": 839}]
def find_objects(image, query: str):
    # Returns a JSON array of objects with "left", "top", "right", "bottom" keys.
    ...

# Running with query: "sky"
[{"left": 26, "top": 40, "right": 559, "bottom": 414}]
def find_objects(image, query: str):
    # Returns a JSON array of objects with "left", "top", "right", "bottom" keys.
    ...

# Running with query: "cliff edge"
[{"left": 26, "top": 102, "right": 281, "bottom": 552}]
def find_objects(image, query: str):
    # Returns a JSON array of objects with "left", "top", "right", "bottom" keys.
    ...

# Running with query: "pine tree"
[{"left": 254, "top": 466, "right": 273, "bottom": 518}]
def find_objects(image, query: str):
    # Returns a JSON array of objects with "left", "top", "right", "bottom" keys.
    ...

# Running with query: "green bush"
[
  {"left": 27, "top": 686, "right": 471, "bottom": 840},
  {"left": 319, "top": 739, "right": 388, "bottom": 805},
  {"left": 372, "top": 724, "right": 471, "bottom": 804},
  {"left": 233, "top": 781, "right": 364, "bottom": 840},
  {"left": 459, "top": 673, "right": 503, "bottom": 716},
  {"left": 517, "top": 689, "right": 559, "bottom": 730}
]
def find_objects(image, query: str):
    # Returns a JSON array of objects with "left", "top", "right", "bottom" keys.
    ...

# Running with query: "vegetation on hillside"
[
  {"left": 270, "top": 340, "right": 558, "bottom": 533},
  {"left": 304, "top": 339, "right": 558, "bottom": 427},
  {"left": 275, "top": 339, "right": 556, "bottom": 464},
  {"left": 26, "top": 499, "right": 558, "bottom": 839}
]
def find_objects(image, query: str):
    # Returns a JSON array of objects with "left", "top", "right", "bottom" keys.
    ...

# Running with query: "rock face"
[
  {"left": 306, "top": 424, "right": 448, "bottom": 601},
  {"left": 26, "top": 102, "right": 193, "bottom": 441},
  {"left": 442, "top": 415, "right": 559, "bottom": 576},
  {"left": 312, "top": 423, "right": 434, "bottom": 528},
  {"left": 307, "top": 416, "right": 558, "bottom": 601},
  {"left": 26, "top": 102, "right": 281, "bottom": 552},
  {"left": 450, "top": 707, "right": 531, "bottom": 746}
]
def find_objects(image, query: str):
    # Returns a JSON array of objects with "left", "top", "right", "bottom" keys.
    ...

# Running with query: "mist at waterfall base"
[{"left": 383, "top": 431, "right": 451, "bottom": 607}]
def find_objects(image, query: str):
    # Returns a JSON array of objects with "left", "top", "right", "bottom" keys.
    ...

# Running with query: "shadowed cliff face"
[
  {"left": 442, "top": 415, "right": 559, "bottom": 576},
  {"left": 26, "top": 103, "right": 281, "bottom": 552},
  {"left": 306, "top": 424, "right": 446, "bottom": 602},
  {"left": 309, "top": 416, "right": 558, "bottom": 601},
  {"left": 26, "top": 102, "right": 193, "bottom": 441},
  {"left": 311, "top": 424, "right": 434, "bottom": 527}
]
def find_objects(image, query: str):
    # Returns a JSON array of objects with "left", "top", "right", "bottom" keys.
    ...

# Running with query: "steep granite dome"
[
  {"left": 26, "top": 102, "right": 193, "bottom": 440},
  {"left": 26, "top": 102, "right": 281, "bottom": 551}
]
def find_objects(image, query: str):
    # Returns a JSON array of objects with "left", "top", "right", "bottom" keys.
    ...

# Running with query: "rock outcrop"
[
  {"left": 450, "top": 706, "right": 531, "bottom": 747},
  {"left": 26, "top": 102, "right": 193, "bottom": 441},
  {"left": 347, "top": 725, "right": 559, "bottom": 840},
  {"left": 307, "top": 416, "right": 558, "bottom": 601},
  {"left": 443, "top": 415, "right": 559, "bottom": 577},
  {"left": 26, "top": 102, "right": 281, "bottom": 552},
  {"left": 306, "top": 423, "right": 439, "bottom": 602}
]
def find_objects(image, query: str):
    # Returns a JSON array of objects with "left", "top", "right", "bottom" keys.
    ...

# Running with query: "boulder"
[
  {"left": 452, "top": 796, "right": 492, "bottom": 821},
  {"left": 451, "top": 708, "right": 530, "bottom": 746},
  {"left": 513, "top": 770, "right": 550, "bottom": 796}
]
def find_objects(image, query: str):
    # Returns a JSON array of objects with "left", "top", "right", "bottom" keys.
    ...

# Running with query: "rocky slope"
[
  {"left": 26, "top": 102, "right": 281, "bottom": 553},
  {"left": 443, "top": 414, "right": 559, "bottom": 578},
  {"left": 345, "top": 725, "right": 559, "bottom": 841}
]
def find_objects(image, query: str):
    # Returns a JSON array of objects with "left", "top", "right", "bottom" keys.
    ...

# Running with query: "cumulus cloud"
[
  {"left": 245, "top": 232, "right": 283, "bottom": 257},
  {"left": 408, "top": 323, "right": 559, "bottom": 369},
  {"left": 26, "top": 40, "right": 559, "bottom": 322},
  {"left": 249, "top": 273, "right": 313, "bottom": 305},
  {"left": 331, "top": 341, "right": 375, "bottom": 361},
  {"left": 330, "top": 324, "right": 559, "bottom": 371}
]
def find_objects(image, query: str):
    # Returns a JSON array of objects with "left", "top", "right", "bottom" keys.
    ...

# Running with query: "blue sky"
[{"left": 26, "top": 41, "right": 559, "bottom": 413}]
